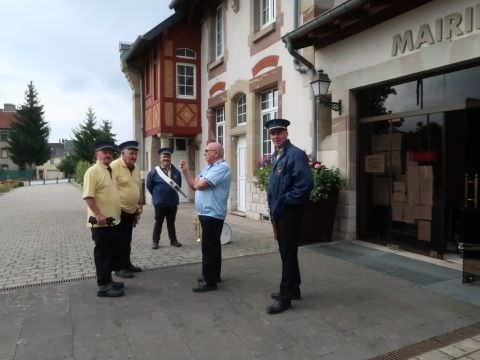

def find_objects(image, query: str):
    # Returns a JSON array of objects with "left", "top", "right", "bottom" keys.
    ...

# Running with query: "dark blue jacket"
[
  {"left": 146, "top": 165, "right": 182, "bottom": 208},
  {"left": 267, "top": 140, "right": 313, "bottom": 221}
]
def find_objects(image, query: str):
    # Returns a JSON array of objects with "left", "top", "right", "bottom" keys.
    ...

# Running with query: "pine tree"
[
  {"left": 97, "top": 119, "right": 116, "bottom": 143},
  {"left": 71, "top": 107, "right": 100, "bottom": 162},
  {"left": 7, "top": 82, "right": 51, "bottom": 169}
]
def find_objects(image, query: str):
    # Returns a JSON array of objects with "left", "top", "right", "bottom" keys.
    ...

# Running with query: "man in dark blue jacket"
[
  {"left": 265, "top": 119, "right": 313, "bottom": 314},
  {"left": 147, "top": 148, "right": 183, "bottom": 249}
]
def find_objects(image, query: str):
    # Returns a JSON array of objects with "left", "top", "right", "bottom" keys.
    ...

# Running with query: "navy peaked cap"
[
  {"left": 158, "top": 147, "right": 173, "bottom": 155},
  {"left": 93, "top": 139, "right": 115, "bottom": 151},
  {"left": 264, "top": 118, "right": 290, "bottom": 131},
  {"left": 119, "top": 140, "right": 139, "bottom": 151}
]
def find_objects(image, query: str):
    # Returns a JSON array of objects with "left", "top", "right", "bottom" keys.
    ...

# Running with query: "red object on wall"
[
  {"left": 409, "top": 150, "right": 438, "bottom": 162},
  {"left": 142, "top": 17, "right": 202, "bottom": 138}
]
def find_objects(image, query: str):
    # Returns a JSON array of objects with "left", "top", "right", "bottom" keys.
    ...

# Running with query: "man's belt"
[{"left": 155, "top": 166, "right": 188, "bottom": 198}]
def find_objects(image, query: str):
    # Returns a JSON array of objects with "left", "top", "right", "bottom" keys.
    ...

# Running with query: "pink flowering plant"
[{"left": 255, "top": 156, "right": 345, "bottom": 202}]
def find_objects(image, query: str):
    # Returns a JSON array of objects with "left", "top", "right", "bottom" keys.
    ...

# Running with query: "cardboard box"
[
  {"left": 415, "top": 205, "right": 432, "bottom": 220},
  {"left": 372, "top": 176, "right": 391, "bottom": 206},
  {"left": 419, "top": 166, "right": 433, "bottom": 206},
  {"left": 365, "top": 154, "right": 385, "bottom": 173},
  {"left": 392, "top": 201, "right": 405, "bottom": 222},
  {"left": 389, "top": 151, "right": 402, "bottom": 175},
  {"left": 418, "top": 220, "right": 431, "bottom": 242},
  {"left": 406, "top": 151, "right": 417, "bottom": 167},
  {"left": 372, "top": 133, "right": 402, "bottom": 152},
  {"left": 407, "top": 166, "right": 420, "bottom": 205},
  {"left": 392, "top": 182, "right": 406, "bottom": 202},
  {"left": 404, "top": 204, "right": 416, "bottom": 224}
]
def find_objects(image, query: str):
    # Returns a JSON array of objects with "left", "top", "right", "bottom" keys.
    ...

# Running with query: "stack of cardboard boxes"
[{"left": 367, "top": 132, "right": 434, "bottom": 242}]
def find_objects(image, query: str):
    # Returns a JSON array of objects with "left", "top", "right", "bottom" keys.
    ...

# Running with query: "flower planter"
[{"left": 298, "top": 190, "right": 339, "bottom": 245}]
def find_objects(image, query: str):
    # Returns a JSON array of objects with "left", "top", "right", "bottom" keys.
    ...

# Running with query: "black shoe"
[
  {"left": 266, "top": 300, "right": 291, "bottom": 315},
  {"left": 152, "top": 242, "right": 159, "bottom": 250},
  {"left": 270, "top": 291, "right": 301, "bottom": 301},
  {"left": 111, "top": 280, "right": 124, "bottom": 290},
  {"left": 192, "top": 280, "right": 217, "bottom": 293},
  {"left": 170, "top": 240, "right": 182, "bottom": 247},
  {"left": 97, "top": 284, "right": 124, "bottom": 298},
  {"left": 128, "top": 265, "right": 142, "bottom": 273},
  {"left": 197, "top": 276, "right": 222, "bottom": 283},
  {"left": 115, "top": 269, "right": 134, "bottom": 279}
]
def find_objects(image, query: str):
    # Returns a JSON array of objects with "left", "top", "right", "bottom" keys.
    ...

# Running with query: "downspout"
[
  {"left": 139, "top": 76, "right": 145, "bottom": 171},
  {"left": 286, "top": 0, "right": 318, "bottom": 160}
]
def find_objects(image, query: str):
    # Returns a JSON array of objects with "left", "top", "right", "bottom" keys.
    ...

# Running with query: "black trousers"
[
  {"left": 91, "top": 225, "right": 120, "bottom": 286},
  {"left": 153, "top": 206, "right": 178, "bottom": 244},
  {"left": 275, "top": 204, "right": 304, "bottom": 301},
  {"left": 117, "top": 211, "right": 136, "bottom": 269},
  {"left": 199, "top": 215, "right": 224, "bottom": 285}
]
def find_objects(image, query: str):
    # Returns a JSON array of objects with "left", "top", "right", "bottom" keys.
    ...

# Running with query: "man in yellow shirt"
[
  {"left": 83, "top": 139, "right": 124, "bottom": 297},
  {"left": 111, "top": 140, "right": 143, "bottom": 278}
]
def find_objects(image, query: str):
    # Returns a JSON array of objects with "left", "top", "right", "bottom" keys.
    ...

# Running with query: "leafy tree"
[
  {"left": 57, "top": 154, "right": 77, "bottom": 178},
  {"left": 7, "top": 82, "right": 50, "bottom": 169},
  {"left": 74, "top": 160, "right": 91, "bottom": 185}
]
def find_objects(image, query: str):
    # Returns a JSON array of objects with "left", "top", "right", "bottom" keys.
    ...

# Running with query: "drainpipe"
[
  {"left": 286, "top": 0, "right": 318, "bottom": 159},
  {"left": 139, "top": 76, "right": 145, "bottom": 171}
]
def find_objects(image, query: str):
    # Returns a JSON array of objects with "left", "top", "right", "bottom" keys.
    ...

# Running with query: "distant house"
[
  {"left": 0, "top": 103, "right": 19, "bottom": 172},
  {"left": 36, "top": 140, "right": 72, "bottom": 180}
]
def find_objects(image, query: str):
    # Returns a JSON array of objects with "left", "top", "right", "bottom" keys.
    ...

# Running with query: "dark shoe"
[
  {"left": 97, "top": 284, "right": 124, "bottom": 298},
  {"left": 170, "top": 240, "right": 182, "bottom": 247},
  {"left": 152, "top": 242, "right": 159, "bottom": 249},
  {"left": 266, "top": 300, "right": 291, "bottom": 315},
  {"left": 271, "top": 291, "right": 301, "bottom": 301},
  {"left": 192, "top": 280, "right": 217, "bottom": 293},
  {"left": 128, "top": 264, "right": 142, "bottom": 273},
  {"left": 111, "top": 280, "right": 124, "bottom": 290},
  {"left": 197, "top": 276, "right": 222, "bottom": 283},
  {"left": 115, "top": 269, "right": 134, "bottom": 279}
]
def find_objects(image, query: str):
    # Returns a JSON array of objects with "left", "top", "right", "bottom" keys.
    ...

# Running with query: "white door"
[
  {"left": 237, "top": 136, "right": 247, "bottom": 211},
  {"left": 170, "top": 138, "right": 190, "bottom": 203}
]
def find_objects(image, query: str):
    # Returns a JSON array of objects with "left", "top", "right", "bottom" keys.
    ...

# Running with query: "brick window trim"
[
  {"left": 252, "top": 55, "right": 279, "bottom": 78},
  {"left": 209, "top": 81, "right": 226, "bottom": 97}
]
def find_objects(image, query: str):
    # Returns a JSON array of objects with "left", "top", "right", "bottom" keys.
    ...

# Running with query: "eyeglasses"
[{"left": 204, "top": 149, "right": 217, "bottom": 153}]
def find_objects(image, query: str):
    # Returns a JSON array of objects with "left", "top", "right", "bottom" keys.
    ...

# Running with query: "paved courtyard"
[
  {"left": 1, "top": 183, "right": 479, "bottom": 360},
  {"left": 0, "top": 183, "right": 277, "bottom": 291}
]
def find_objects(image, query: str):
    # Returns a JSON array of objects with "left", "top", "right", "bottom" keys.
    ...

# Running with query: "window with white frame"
[
  {"left": 176, "top": 63, "right": 195, "bottom": 98},
  {"left": 1, "top": 148, "right": 8, "bottom": 158},
  {"left": 216, "top": 106, "right": 225, "bottom": 145},
  {"left": 236, "top": 94, "right": 247, "bottom": 126},
  {"left": 0, "top": 129, "right": 8, "bottom": 141},
  {"left": 176, "top": 48, "right": 196, "bottom": 59},
  {"left": 260, "top": 89, "right": 278, "bottom": 159},
  {"left": 215, "top": 5, "right": 224, "bottom": 59},
  {"left": 260, "top": 0, "right": 276, "bottom": 28}
]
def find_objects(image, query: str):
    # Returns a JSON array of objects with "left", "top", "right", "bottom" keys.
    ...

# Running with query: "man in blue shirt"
[
  {"left": 180, "top": 142, "right": 231, "bottom": 292},
  {"left": 147, "top": 148, "right": 183, "bottom": 249},
  {"left": 265, "top": 118, "right": 313, "bottom": 314}
]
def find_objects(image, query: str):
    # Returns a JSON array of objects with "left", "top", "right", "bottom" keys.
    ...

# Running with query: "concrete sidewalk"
[{"left": 1, "top": 241, "right": 479, "bottom": 360}]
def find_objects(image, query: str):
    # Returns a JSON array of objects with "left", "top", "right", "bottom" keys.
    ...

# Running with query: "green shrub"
[{"left": 74, "top": 160, "right": 91, "bottom": 185}]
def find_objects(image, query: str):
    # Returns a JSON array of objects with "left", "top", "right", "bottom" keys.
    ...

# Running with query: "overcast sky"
[{"left": 0, "top": 0, "right": 173, "bottom": 143}]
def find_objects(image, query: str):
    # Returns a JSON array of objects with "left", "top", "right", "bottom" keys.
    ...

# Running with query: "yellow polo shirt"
[
  {"left": 83, "top": 161, "right": 122, "bottom": 227},
  {"left": 110, "top": 157, "right": 141, "bottom": 214}
]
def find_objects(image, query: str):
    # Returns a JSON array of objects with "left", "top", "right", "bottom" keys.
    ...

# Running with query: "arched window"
[
  {"left": 176, "top": 48, "right": 196, "bottom": 59},
  {"left": 235, "top": 94, "right": 246, "bottom": 126}
]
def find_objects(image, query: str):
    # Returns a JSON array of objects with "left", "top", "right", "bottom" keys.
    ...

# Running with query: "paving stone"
[
  {"left": 416, "top": 350, "right": 455, "bottom": 360},
  {"left": 14, "top": 335, "right": 73, "bottom": 360}
]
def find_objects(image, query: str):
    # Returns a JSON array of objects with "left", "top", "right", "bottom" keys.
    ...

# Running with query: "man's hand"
[
  {"left": 179, "top": 160, "right": 189, "bottom": 173},
  {"left": 136, "top": 205, "right": 143, "bottom": 215},
  {"left": 95, "top": 213, "right": 107, "bottom": 225}
]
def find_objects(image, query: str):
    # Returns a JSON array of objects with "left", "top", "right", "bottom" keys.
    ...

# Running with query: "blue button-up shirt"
[{"left": 195, "top": 160, "right": 231, "bottom": 220}]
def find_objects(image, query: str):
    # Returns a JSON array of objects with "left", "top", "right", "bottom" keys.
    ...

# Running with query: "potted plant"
[{"left": 255, "top": 158, "right": 345, "bottom": 244}]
